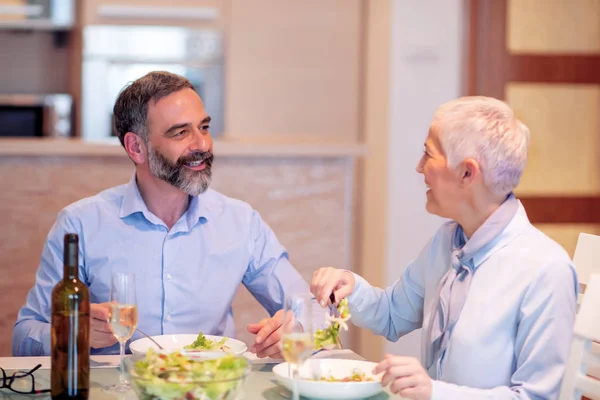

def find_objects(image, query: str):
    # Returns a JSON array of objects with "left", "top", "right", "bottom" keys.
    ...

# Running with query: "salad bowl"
[{"left": 124, "top": 350, "right": 250, "bottom": 400}]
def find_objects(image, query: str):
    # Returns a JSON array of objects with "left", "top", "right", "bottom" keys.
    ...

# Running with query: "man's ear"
[{"left": 123, "top": 132, "right": 146, "bottom": 164}]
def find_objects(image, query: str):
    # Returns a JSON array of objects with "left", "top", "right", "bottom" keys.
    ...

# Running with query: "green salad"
[
  {"left": 184, "top": 332, "right": 230, "bottom": 352},
  {"left": 131, "top": 349, "right": 248, "bottom": 400},
  {"left": 314, "top": 298, "right": 351, "bottom": 350}
]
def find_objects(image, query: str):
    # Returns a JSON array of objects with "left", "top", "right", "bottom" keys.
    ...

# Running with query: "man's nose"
[{"left": 190, "top": 130, "right": 211, "bottom": 153}]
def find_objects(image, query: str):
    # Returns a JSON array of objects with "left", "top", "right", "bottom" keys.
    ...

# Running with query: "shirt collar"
[
  {"left": 471, "top": 201, "right": 529, "bottom": 269},
  {"left": 185, "top": 193, "right": 212, "bottom": 228},
  {"left": 119, "top": 175, "right": 149, "bottom": 220},
  {"left": 119, "top": 174, "right": 212, "bottom": 229},
  {"left": 456, "top": 193, "right": 528, "bottom": 270}
]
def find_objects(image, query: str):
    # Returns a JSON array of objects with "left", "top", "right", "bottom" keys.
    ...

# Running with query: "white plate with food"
[
  {"left": 273, "top": 358, "right": 383, "bottom": 399},
  {"left": 129, "top": 332, "right": 247, "bottom": 355}
]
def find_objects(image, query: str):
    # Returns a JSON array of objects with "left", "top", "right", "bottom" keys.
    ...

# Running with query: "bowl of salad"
[
  {"left": 129, "top": 332, "right": 247, "bottom": 355},
  {"left": 272, "top": 358, "right": 383, "bottom": 400},
  {"left": 125, "top": 349, "right": 250, "bottom": 400}
]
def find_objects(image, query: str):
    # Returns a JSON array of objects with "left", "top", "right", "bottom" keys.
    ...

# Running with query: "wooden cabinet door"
[
  {"left": 469, "top": 0, "right": 600, "bottom": 257},
  {"left": 225, "top": 0, "right": 363, "bottom": 141},
  {"left": 81, "top": 0, "right": 228, "bottom": 29}
]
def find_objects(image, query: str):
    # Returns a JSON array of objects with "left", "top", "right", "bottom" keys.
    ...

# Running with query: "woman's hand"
[
  {"left": 374, "top": 354, "right": 432, "bottom": 400},
  {"left": 310, "top": 267, "right": 356, "bottom": 306}
]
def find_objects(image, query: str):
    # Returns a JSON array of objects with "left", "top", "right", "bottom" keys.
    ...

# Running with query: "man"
[
  {"left": 13, "top": 71, "right": 307, "bottom": 358},
  {"left": 311, "top": 97, "right": 577, "bottom": 399}
]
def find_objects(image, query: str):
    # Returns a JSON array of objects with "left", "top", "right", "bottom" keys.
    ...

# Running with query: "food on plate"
[
  {"left": 314, "top": 298, "right": 351, "bottom": 350},
  {"left": 131, "top": 349, "right": 248, "bottom": 400},
  {"left": 315, "top": 369, "right": 375, "bottom": 382},
  {"left": 184, "top": 332, "right": 230, "bottom": 352}
]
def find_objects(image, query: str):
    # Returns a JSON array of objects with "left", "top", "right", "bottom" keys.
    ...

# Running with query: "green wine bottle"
[{"left": 50, "top": 233, "right": 90, "bottom": 399}]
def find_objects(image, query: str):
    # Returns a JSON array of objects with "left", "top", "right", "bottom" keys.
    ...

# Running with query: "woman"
[{"left": 311, "top": 96, "right": 577, "bottom": 400}]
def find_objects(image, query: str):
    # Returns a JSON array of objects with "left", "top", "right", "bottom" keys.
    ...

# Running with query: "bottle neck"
[
  {"left": 64, "top": 264, "right": 78, "bottom": 280},
  {"left": 63, "top": 240, "right": 79, "bottom": 281}
]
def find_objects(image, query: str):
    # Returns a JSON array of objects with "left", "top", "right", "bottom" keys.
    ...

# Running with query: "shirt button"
[
  {"left": 166, "top": 314, "right": 171, "bottom": 321},
  {"left": 166, "top": 273, "right": 172, "bottom": 280}
]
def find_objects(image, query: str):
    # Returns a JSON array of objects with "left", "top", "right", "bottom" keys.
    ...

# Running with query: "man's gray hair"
[
  {"left": 112, "top": 71, "right": 195, "bottom": 146},
  {"left": 432, "top": 96, "right": 530, "bottom": 197}
]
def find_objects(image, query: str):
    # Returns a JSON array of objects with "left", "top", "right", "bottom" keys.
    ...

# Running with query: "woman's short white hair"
[{"left": 432, "top": 96, "right": 530, "bottom": 197}]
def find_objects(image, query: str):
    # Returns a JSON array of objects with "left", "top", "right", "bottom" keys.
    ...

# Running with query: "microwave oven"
[{"left": 0, "top": 94, "right": 72, "bottom": 137}]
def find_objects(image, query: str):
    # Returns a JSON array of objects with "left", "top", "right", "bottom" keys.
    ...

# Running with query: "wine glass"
[
  {"left": 105, "top": 272, "right": 138, "bottom": 393},
  {"left": 280, "top": 292, "right": 316, "bottom": 400}
]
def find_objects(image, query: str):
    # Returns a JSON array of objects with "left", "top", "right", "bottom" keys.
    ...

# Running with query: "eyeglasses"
[{"left": 0, "top": 364, "right": 50, "bottom": 395}]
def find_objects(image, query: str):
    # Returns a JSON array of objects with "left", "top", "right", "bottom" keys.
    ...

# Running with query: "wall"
[
  {"left": 383, "top": 0, "right": 465, "bottom": 359},
  {"left": 353, "top": 0, "right": 391, "bottom": 361}
]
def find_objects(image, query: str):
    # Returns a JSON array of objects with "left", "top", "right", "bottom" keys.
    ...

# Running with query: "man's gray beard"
[{"left": 147, "top": 146, "right": 212, "bottom": 196}]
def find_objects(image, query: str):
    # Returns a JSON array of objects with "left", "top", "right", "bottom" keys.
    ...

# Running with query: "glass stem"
[
  {"left": 119, "top": 340, "right": 127, "bottom": 386},
  {"left": 292, "top": 363, "right": 300, "bottom": 400}
]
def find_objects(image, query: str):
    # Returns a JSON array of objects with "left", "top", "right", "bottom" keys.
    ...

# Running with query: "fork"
[
  {"left": 328, "top": 293, "right": 344, "bottom": 349},
  {"left": 135, "top": 327, "right": 165, "bottom": 350},
  {"left": 311, "top": 293, "right": 344, "bottom": 349},
  {"left": 312, "top": 294, "right": 338, "bottom": 319},
  {"left": 328, "top": 293, "right": 340, "bottom": 317}
]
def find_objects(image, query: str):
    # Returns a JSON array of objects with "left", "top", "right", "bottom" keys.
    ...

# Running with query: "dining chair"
[
  {"left": 573, "top": 232, "right": 600, "bottom": 305},
  {"left": 558, "top": 273, "right": 600, "bottom": 400}
]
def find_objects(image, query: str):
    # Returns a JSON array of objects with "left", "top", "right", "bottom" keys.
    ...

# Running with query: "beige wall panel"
[
  {"left": 534, "top": 223, "right": 600, "bottom": 259},
  {"left": 225, "top": 0, "right": 362, "bottom": 141},
  {"left": 353, "top": 0, "right": 390, "bottom": 362},
  {"left": 0, "top": 155, "right": 354, "bottom": 356},
  {"left": 507, "top": 84, "right": 600, "bottom": 196},
  {"left": 507, "top": 0, "right": 600, "bottom": 54}
]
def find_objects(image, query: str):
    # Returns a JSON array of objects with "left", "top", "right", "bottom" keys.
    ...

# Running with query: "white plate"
[
  {"left": 273, "top": 358, "right": 383, "bottom": 399},
  {"left": 129, "top": 334, "right": 247, "bottom": 355}
]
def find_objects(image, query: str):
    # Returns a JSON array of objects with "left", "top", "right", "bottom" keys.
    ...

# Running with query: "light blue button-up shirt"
[
  {"left": 348, "top": 202, "right": 578, "bottom": 399},
  {"left": 13, "top": 176, "right": 309, "bottom": 356}
]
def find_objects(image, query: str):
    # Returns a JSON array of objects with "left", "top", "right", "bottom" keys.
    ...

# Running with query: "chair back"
[{"left": 559, "top": 274, "right": 600, "bottom": 400}]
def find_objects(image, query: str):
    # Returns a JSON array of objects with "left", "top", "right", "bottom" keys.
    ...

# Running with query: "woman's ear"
[
  {"left": 123, "top": 132, "right": 146, "bottom": 164},
  {"left": 461, "top": 158, "right": 480, "bottom": 184}
]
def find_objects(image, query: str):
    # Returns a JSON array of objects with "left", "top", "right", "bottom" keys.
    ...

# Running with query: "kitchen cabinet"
[
  {"left": 0, "top": 0, "right": 74, "bottom": 30},
  {"left": 225, "top": 0, "right": 363, "bottom": 141},
  {"left": 0, "top": 141, "right": 362, "bottom": 355},
  {"left": 80, "top": 0, "right": 227, "bottom": 29},
  {"left": 77, "top": 0, "right": 363, "bottom": 142}
]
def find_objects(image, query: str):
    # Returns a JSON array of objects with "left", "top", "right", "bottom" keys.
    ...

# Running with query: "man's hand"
[
  {"left": 90, "top": 302, "right": 118, "bottom": 349},
  {"left": 374, "top": 354, "right": 432, "bottom": 400},
  {"left": 247, "top": 309, "right": 285, "bottom": 359}
]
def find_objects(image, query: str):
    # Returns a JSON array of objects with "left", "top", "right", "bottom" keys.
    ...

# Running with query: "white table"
[{"left": 0, "top": 351, "right": 401, "bottom": 399}]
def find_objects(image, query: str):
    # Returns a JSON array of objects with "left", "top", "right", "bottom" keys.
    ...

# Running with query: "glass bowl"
[{"left": 124, "top": 350, "right": 250, "bottom": 400}]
